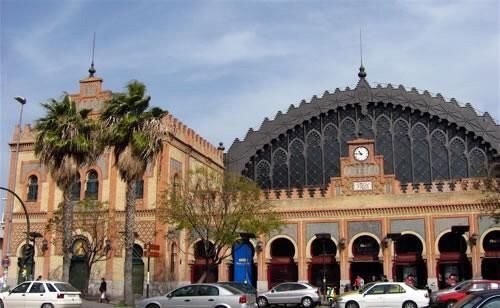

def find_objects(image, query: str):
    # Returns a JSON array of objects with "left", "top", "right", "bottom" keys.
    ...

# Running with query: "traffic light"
[{"left": 23, "top": 244, "right": 34, "bottom": 266}]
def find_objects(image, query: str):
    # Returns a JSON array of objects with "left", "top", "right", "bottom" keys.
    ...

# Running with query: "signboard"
[
  {"left": 353, "top": 181, "right": 372, "bottom": 191},
  {"left": 144, "top": 251, "right": 160, "bottom": 258},
  {"left": 145, "top": 243, "right": 160, "bottom": 251}
]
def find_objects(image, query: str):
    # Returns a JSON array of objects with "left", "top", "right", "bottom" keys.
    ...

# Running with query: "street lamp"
[
  {"left": 452, "top": 225, "right": 469, "bottom": 281},
  {"left": 4, "top": 96, "right": 26, "bottom": 287},
  {"left": 315, "top": 233, "right": 331, "bottom": 302}
]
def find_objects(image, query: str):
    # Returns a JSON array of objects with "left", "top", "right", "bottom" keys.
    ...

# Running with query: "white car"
[
  {"left": 138, "top": 283, "right": 257, "bottom": 308},
  {"left": 335, "top": 282, "right": 429, "bottom": 308},
  {"left": 0, "top": 280, "right": 82, "bottom": 308}
]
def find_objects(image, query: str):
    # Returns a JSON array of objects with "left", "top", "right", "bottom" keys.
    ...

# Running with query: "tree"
[
  {"left": 34, "top": 95, "right": 102, "bottom": 282},
  {"left": 47, "top": 200, "right": 114, "bottom": 293},
  {"left": 100, "top": 80, "right": 167, "bottom": 305},
  {"left": 159, "top": 168, "right": 282, "bottom": 283},
  {"left": 482, "top": 176, "right": 500, "bottom": 223}
]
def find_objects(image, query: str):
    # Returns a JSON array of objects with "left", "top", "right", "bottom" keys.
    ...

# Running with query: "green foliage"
[
  {"left": 34, "top": 95, "right": 102, "bottom": 189},
  {"left": 159, "top": 168, "right": 282, "bottom": 264},
  {"left": 100, "top": 80, "right": 167, "bottom": 182}
]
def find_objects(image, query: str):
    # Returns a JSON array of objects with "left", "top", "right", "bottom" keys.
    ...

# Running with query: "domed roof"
[{"left": 227, "top": 76, "right": 500, "bottom": 174}]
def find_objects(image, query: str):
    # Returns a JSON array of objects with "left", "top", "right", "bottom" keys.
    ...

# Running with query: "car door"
[
  {"left": 269, "top": 283, "right": 291, "bottom": 304},
  {"left": 164, "top": 285, "right": 198, "bottom": 308},
  {"left": 192, "top": 285, "right": 219, "bottom": 307},
  {"left": 287, "top": 283, "right": 307, "bottom": 304},
  {"left": 3, "top": 281, "right": 31, "bottom": 308},
  {"left": 24, "top": 282, "right": 47, "bottom": 308},
  {"left": 362, "top": 284, "right": 386, "bottom": 308},
  {"left": 382, "top": 284, "right": 406, "bottom": 308}
]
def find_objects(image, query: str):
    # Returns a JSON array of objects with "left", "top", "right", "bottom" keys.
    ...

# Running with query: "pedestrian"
[
  {"left": 381, "top": 275, "right": 388, "bottom": 282},
  {"left": 99, "top": 277, "right": 110, "bottom": 303},
  {"left": 404, "top": 274, "right": 415, "bottom": 287},
  {"left": 36, "top": 275, "right": 42, "bottom": 281},
  {"left": 354, "top": 275, "right": 364, "bottom": 290},
  {"left": 446, "top": 274, "right": 457, "bottom": 287}
]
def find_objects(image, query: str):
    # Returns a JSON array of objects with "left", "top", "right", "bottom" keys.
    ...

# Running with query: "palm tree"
[
  {"left": 34, "top": 95, "right": 102, "bottom": 282},
  {"left": 100, "top": 80, "right": 166, "bottom": 305}
]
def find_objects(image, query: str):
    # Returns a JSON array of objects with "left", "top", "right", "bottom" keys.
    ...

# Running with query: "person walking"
[{"left": 99, "top": 278, "right": 110, "bottom": 303}]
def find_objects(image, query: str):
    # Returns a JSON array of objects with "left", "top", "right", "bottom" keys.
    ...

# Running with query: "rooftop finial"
[
  {"left": 88, "top": 32, "right": 96, "bottom": 77},
  {"left": 358, "top": 29, "right": 367, "bottom": 79}
]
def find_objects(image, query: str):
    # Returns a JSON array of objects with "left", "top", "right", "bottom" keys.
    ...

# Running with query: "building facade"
[
  {"left": 3, "top": 66, "right": 500, "bottom": 297},
  {"left": 3, "top": 70, "right": 224, "bottom": 297},
  {"left": 226, "top": 67, "right": 500, "bottom": 292}
]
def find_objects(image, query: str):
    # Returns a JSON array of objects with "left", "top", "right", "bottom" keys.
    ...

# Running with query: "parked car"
[
  {"left": 218, "top": 281, "right": 258, "bottom": 296},
  {"left": 138, "top": 283, "right": 257, "bottom": 308},
  {"left": 334, "top": 282, "right": 429, "bottom": 308},
  {"left": 256, "top": 282, "right": 321, "bottom": 308},
  {"left": 431, "top": 280, "right": 500, "bottom": 308},
  {"left": 453, "top": 289, "right": 500, "bottom": 308},
  {"left": 0, "top": 280, "right": 82, "bottom": 308}
]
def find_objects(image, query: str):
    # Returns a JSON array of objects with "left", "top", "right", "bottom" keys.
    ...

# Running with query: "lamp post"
[
  {"left": 315, "top": 233, "right": 331, "bottom": 302},
  {"left": 386, "top": 233, "right": 402, "bottom": 281},
  {"left": 4, "top": 96, "right": 26, "bottom": 287},
  {"left": 451, "top": 225, "right": 469, "bottom": 281}
]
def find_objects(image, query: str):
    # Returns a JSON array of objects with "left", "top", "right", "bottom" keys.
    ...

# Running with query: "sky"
[{"left": 1, "top": 0, "right": 499, "bottom": 211}]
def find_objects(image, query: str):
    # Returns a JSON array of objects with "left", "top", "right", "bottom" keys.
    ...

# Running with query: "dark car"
[
  {"left": 219, "top": 281, "right": 258, "bottom": 295},
  {"left": 453, "top": 289, "right": 500, "bottom": 308}
]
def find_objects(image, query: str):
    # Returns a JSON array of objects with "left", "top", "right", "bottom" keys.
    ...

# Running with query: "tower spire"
[
  {"left": 358, "top": 29, "right": 367, "bottom": 79},
  {"left": 88, "top": 32, "right": 96, "bottom": 77}
]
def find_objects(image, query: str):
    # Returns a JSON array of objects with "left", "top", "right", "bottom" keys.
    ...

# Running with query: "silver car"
[
  {"left": 138, "top": 283, "right": 257, "bottom": 308},
  {"left": 257, "top": 282, "right": 321, "bottom": 308}
]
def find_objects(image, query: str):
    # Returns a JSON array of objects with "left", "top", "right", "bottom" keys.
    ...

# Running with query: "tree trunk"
[
  {"left": 123, "top": 181, "right": 137, "bottom": 306},
  {"left": 61, "top": 189, "right": 73, "bottom": 282}
]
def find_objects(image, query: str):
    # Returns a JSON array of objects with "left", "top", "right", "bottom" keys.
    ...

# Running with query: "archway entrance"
[
  {"left": 191, "top": 240, "right": 218, "bottom": 283},
  {"left": 69, "top": 238, "right": 89, "bottom": 293},
  {"left": 308, "top": 238, "right": 340, "bottom": 292},
  {"left": 350, "top": 235, "right": 383, "bottom": 285},
  {"left": 394, "top": 234, "right": 427, "bottom": 288},
  {"left": 481, "top": 230, "right": 500, "bottom": 280},
  {"left": 17, "top": 244, "right": 35, "bottom": 284},
  {"left": 437, "top": 232, "right": 472, "bottom": 289},
  {"left": 132, "top": 244, "right": 145, "bottom": 295},
  {"left": 268, "top": 238, "right": 297, "bottom": 288}
]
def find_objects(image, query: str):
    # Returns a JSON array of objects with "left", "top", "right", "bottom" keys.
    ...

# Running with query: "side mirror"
[
  {"left": 271, "top": 289, "right": 275, "bottom": 293},
  {"left": 167, "top": 293, "right": 173, "bottom": 298}
]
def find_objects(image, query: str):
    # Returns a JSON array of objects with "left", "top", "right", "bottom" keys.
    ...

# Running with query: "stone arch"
[
  {"left": 265, "top": 234, "right": 298, "bottom": 260},
  {"left": 348, "top": 232, "right": 383, "bottom": 259},
  {"left": 305, "top": 236, "right": 341, "bottom": 259},
  {"left": 479, "top": 227, "right": 500, "bottom": 255},
  {"left": 399, "top": 231, "right": 427, "bottom": 256}
]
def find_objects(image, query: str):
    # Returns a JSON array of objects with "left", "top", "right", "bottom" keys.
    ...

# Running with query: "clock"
[{"left": 354, "top": 146, "right": 369, "bottom": 161}]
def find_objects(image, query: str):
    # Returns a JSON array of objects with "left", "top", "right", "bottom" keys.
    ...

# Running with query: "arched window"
[
  {"left": 135, "top": 179, "right": 144, "bottom": 199},
  {"left": 289, "top": 139, "right": 305, "bottom": 188},
  {"left": 272, "top": 149, "right": 288, "bottom": 189},
  {"left": 449, "top": 138, "right": 468, "bottom": 179},
  {"left": 27, "top": 175, "right": 38, "bottom": 202},
  {"left": 85, "top": 170, "right": 99, "bottom": 200},
  {"left": 394, "top": 120, "right": 412, "bottom": 183},
  {"left": 306, "top": 131, "right": 322, "bottom": 186},
  {"left": 256, "top": 161, "right": 271, "bottom": 189},
  {"left": 323, "top": 125, "right": 340, "bottom": 180},
  {"left": 469, "top": 148, "right": 487, "bottom": 177},
  {"left": 412, "top": 124, "right": 431, "bottom": 183},
  {"left": 70, "top": 174, "right": 81, "bottom": 201},
  {"left": 376, "top": 116, "right": 393, "bottom": 174},
  {"left": 340, "top": 118, "right": 356, "bottom": 157},
  {"left": 431, "top": 130, "right": 449, "bottom": 180}
]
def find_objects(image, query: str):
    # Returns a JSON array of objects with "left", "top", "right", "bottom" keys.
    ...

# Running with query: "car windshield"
[{"left": 54, "top": 283, "right": 79, "bottom": 292}]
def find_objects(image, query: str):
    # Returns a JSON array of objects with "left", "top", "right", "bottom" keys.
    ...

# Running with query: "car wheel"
[
  {"left": 0, "top": 300, "right": 3, "bottom": 308},
  {"left": 301, "top": 296, "right": 314, "bottom": 308},
  {"left": 346, "top": 301, "right": 359, "bottom": 308},
  {"left": 145, "top": 304, "right": 160, "bottom": 308},
  {"left": 257, "top": 296, "right": 269, "bottom": 308},
  {"left": 445, "top": 301, "right": 457, "bottom": 308},
  {"left": 41, "top": 304, "right": 54, "bottom": 308},
  {"left": 402, "top": 301, "right": 418, "bottom": 308}
]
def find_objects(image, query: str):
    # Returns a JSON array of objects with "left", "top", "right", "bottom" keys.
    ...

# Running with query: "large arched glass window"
[
  {"left": 70, "top": 174, "right": 81, "bottom": 201},
  {"left": 85, "top": 170, "right": 99, "bottom": 200},
  {"left": 431, "top": 130, "right": 449, "bottom": 180},
  {"left": 289, "top": 139, "right": 305, "bottom": 188},
  {"left": 306, "top": 131, "right": 322, "bottom": 186},
  {"left": 27, "top": 175, "right": 38, "bottom": 202},
  {"left": 272, "top": 149, "right": 288, "bottom": 189},
  {"left": 412, "top": 124, "right": 431, "bottom": 183}
]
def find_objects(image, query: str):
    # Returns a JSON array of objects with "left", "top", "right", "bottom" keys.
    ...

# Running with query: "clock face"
[{"left": 354, "top": 146, "right": 369, "bottom": 161}]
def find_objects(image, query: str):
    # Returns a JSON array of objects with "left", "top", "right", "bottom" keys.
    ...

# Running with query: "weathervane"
[{"left": 88, "top": 32, "right": 96, "bottom": 77}]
